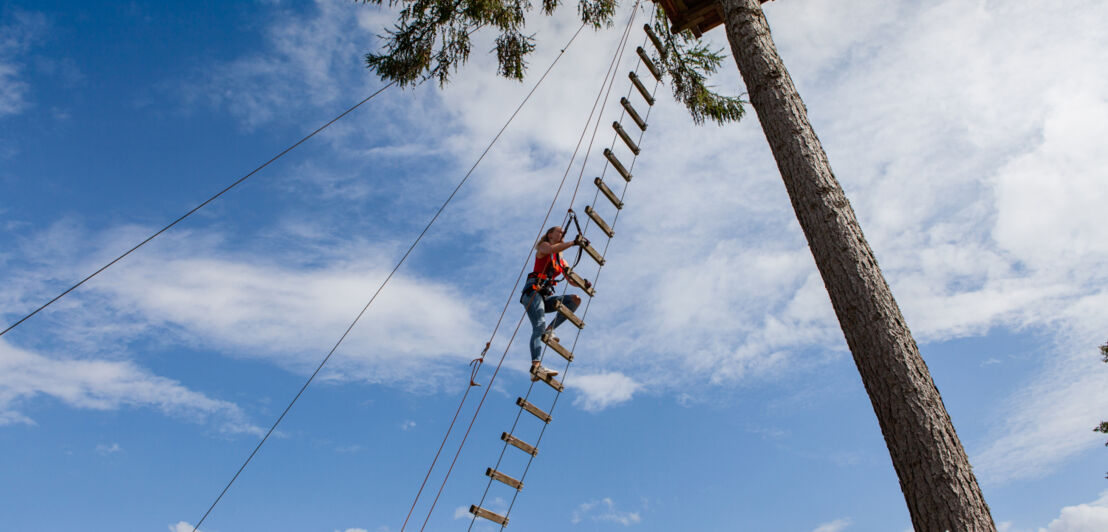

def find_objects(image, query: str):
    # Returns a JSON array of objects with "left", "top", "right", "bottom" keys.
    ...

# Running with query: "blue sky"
[{"left": 2, "top": 1, "right": 1108, "bottom": 531}]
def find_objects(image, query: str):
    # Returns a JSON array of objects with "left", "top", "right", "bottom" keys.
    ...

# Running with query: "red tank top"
[{"left": 532, "top": 252, "right": 567, "bottom": 281}]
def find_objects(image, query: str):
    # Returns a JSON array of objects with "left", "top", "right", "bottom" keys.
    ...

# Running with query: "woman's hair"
[{"left": 535, "top": 226, "right": 561, "bottom": 251}]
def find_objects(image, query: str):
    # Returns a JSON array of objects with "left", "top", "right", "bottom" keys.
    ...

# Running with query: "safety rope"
[
  {"left": 0, "top": 82, "right": 396, "bottom": 340},
  {"left": 465, "top": 2, "right": 651, "bottom": 529},
  {"left": 469, "top": 7, "right": 659, "bottom": 529},
  {"left": 396, "top": 22, "right": 602, "bottom": 531},
  {"left": 417, "top": 11, "right": 643, "bottom": 527},
  {"left": 501, "top": 53, "right": 661, "bottom": 531}
]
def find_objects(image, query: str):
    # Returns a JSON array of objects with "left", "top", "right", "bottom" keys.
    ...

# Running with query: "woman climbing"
[{"left": 522, "top": 225, "right": 585, "bottom": 381}]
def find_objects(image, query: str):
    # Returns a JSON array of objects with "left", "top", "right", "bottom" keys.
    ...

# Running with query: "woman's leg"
[
  {"left": 546, "top": 294, "right": 582, "bottom": 330},
  {"left": 521, "top": 291, "right": 547, "bottom": 363}
]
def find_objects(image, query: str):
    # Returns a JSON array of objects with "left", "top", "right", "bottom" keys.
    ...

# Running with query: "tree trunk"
[{"left": 716, "top": 1, "right": 995, "bottom": 530}]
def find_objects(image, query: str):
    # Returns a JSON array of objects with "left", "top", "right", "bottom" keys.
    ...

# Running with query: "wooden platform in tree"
[{"left": 655, "top": 0, "right": 773, "bottom": 37}]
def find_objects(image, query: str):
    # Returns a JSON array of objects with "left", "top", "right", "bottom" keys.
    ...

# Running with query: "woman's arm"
[{"left": 536, "top": 239, "right": 577, "bottom": 257}]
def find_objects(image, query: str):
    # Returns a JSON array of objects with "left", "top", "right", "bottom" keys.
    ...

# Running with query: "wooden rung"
[
  {"left": 643, "top": 24, "right": 667, "bottom": 58},
  {"left": 486, "top": 467, "right": 523, "bottom": 490},
  {"left": 564, "top": 266, "right": 595, "bottom": 297},
  {"left": 620, "top": 97, "right": 647, "bottom": 131},
  {"left": 584, "top": 205, "right": 614, "bottom": 238},
  {"left": 628, "top": 71, "right": 655, "bottom": 106},
  {"left": 604, "top": 148, "right": 633, "bottom": 182},
  {"left": 470, "top": 505, "right": 509, "bottom": 526},
  {"left": 636, "top": 46, "right": 663, "bottom": 81},
  {"left": 501, "top": 432, "right": 538, "bottom": 456},
  {"left": 575, "top": 235, "right": 606, "bottom": 266},
  {"left": 516, "top": 397, "right": 552, "bottom": 423},
  {"left": 612, "top": 121, "right": 641, "bottom": 156},
  {"left": 541, "top": 332, "right": 574, "bottom": 361},
  {"left": 594, "top": 177, "right": 623, "bottom": 210},
  {"left": 531, "top": 365, "right": 565, "bottom": 392},
  {"left": 553, "top": 300, "right": 584, "bottom": 329}
]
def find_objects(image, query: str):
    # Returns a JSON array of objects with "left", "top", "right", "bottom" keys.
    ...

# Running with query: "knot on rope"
[{"left": 469, "top": 342, "right": 491, "bottom": 386}]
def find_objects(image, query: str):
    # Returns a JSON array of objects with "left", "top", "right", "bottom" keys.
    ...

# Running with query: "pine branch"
[
  {"left": 362, "top": 1, "right": 746, "bottom": 128},
  {"left": 364, "top": 0, "right": 612, "bottom": 87},
  {"left": 647, "top": 9, "right": 745, "bottom": 126}
]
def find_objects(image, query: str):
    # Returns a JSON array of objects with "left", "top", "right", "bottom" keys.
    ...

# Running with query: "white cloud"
[
  {"left": 181, "top": 0, "right": 396, "bottom": 130},
  {"left": 400, "top": 420, "right": 416, "bottom": 431},
  {"left": 96, "top": 443, "right": 121, "bottom": 454},
  {"left": 0, "top": 338, "right": 258, "bottom": 434},
  {"left": 0, "top": 10, "right": 47, "bottom": 118},
  {"left": 1, "top": 223, "right": 489, "bottom": 392},
  {"left": 571, "top": 498, "right": 641, "bottom": 526},
  {"left": 812, "top": 517, "right": 851, "bottom": 532},
  {"left": 6, "top": 0, "right": 1108, "bottom": 492},
  {"left": 169, "top": 522, "right": 203, "bottom": 532},
  {"left": 1036, "top": 491, "right": 1108, "bottom": 532},
  {"left": 974, "top": 319, "right": 1108, "bottom": 483},
  {"left": 571, "top": 371, "right": 641, "bottom": 411}
]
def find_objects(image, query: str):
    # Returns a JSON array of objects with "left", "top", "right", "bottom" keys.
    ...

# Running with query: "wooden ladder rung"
[
  {"left": 531, "top": 365, "right": 565, "bottom": 392},
  {"left": 620, "top": 97, "right": 647, "bottom": 131},
  {"left": 636, "top": 46, "right": 663, "bottom": 81},
  {"left": 594, "top": 177, "right": 623, "bottom": 210},
  {"left": 486, "top": 467, "right": 523, "bottom": 490},
  {"left": 516, "top": 397, "right": 552, "bottom": 423},
  {"left": 541, "top": 332, "right": 574, "bottom": 361},
  {"left": 553, "top": 300, "right": 584, "bottom": 329},
  {"left": 575, "top": 234, "right": 606, "bottom": 266},
  {"left": 644, "top": 24, "right": 667, "bottom": 58},
  {"left": 501, "top": 432, "right": 538, "bottom": 456},
  {"left": 628, "top": 71, "right": 655, "bottom": 106},
  {"left": 584, "top": 205, "right": 614, "bottom": 238},
  {"left": 564, "top": 266, "right": 595, "bottom": 297},
  {"left": 613, "top": 121, "right": 641, "bottom": 156},
  {"left": 470, "top": 505, "right": 509, "bottom": 526},
  {"left": 603, "top": 148, "right": 632, "bottom": 182}
]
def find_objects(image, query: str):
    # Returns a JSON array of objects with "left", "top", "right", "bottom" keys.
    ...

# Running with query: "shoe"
[
  {"left": 542, "top": 329, "right": 560, "bottom": 343},
  {"left": 530, "top": 365, "right": 559, "bottom": 381}
]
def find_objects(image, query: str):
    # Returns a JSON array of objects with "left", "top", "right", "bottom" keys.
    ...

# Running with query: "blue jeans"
[{"left": 520, "top": 289, "right": 580, "bottom": 363}]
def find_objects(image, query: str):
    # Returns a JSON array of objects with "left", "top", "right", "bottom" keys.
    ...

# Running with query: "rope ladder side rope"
[
  {"left": 466, "top": 3, "right": 660, "bottom": 530},
  {"left": 419, "top": 9, "right": 647, "bottom": 529}
]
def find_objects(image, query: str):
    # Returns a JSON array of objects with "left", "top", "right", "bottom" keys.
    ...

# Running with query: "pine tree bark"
[{"left": 716, "top": 1, "right": 995, "bottom": 529}]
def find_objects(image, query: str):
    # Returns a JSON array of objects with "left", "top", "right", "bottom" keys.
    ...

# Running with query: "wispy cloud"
[
  {"left": 0, "top": 10, "right": 47, "bottom": 118},
  {"left": 0, "top": 338, "right": 260, "bottom": 434},
  {"left": 571, "top": 371, "right": 641, "bottom": 412},
  {"left": 1035, "top": 490, "right": 1108, "bottom": 532},
  {"left": 177, "top": 0, "right": 396, "bottom": 131},
  {"left": 812, "top": 517, "right": 851, "bottom": 532},
  {"left": 169, "top": 522, "right": 204, "bottom": 532},
  {"left": 571, "top": 497, "right": 641, "bottom": 526},
  {"left": 5, "top": 0, "right": 1107, "bottom": 494}
]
